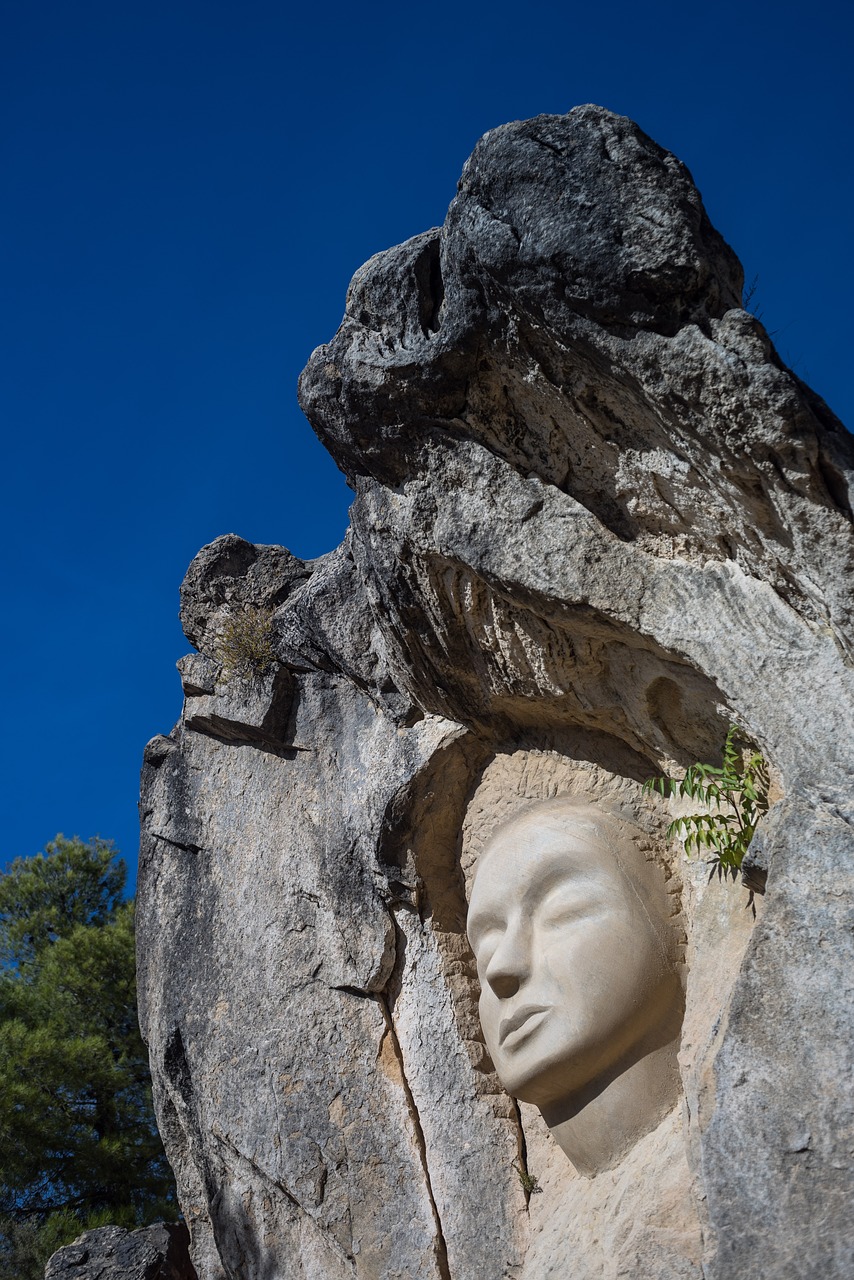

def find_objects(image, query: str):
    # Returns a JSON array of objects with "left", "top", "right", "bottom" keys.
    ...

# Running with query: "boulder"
[{"left": 44, "top": 1222, "right": 195, "bottom": 1280}]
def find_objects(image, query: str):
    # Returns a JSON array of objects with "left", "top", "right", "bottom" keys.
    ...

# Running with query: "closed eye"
[
  {"left": 468, "top": 925, "right": 502, "bottom": 969},
  {"left": 467, "top": 906, "right": 506, "bottom": 955},
  {"left": 538, "top": 884, "right": 603, "bottom": 930},
  {"left": 540, "top": 904, "right": 591, "bottom": 929}
]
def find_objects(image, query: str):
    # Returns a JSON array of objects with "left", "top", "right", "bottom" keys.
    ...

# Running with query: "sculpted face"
[{"left": 466, "top": 800, "right": 680, "bottom": 1111}]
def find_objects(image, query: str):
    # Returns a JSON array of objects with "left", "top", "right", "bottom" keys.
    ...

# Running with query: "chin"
[
  {"left": 493, "top": 1034, "right": 602, "bottom": 1107},
  {"left": 492, "top": 1059, "right": 535, "bottom": 1100},
  {"left": 493, "top": 1053, "right": 565, "bottom": 1103}
]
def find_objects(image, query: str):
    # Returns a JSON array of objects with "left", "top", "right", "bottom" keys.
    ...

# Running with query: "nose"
[{"left": 484, "top": 923, "right": 530, "bottom": 1000}]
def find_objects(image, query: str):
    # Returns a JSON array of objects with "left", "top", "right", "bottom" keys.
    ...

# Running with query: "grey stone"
[
  {"left": 182, "top": 663, "right": 298, "bottom": 752},
  {"left": 702, "top": 797, "right": 854, "bottom": 1280},
  {"left": 45, "top": 1222, "right": 195, "bottom": 1280},
  {"left": 177, "top": 655, "right": 219, "bottom": 697},
  {"left": 179, "top": 533, "right": 311, "bottom": 658},
  {"left": 139, "top": 106, "right": 854, "bottom": 1278}
]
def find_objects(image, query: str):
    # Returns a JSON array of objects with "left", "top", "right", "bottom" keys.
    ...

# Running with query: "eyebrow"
[{"left": 527, "top": 861, "right": 592, "bottom": 897}]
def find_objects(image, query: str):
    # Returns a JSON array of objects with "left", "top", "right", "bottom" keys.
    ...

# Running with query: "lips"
[{"left": 499, "top": 1004, "right": 550, "bottom": 1047}]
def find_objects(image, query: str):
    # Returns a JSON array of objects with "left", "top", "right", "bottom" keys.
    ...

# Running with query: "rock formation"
[
  {"left": 45, "top": 1223, "right": 195, "bottom": 1280},
  {"left": 138, "top": 106, "right": 854, "bottom": 1279}
]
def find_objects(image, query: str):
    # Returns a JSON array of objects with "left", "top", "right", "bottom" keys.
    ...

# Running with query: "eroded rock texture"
[
  {"left": 138, "top": 107, "right": 854, "bottom": 1279},
  {"left": 45, "top": 1223, "right": 196, "bottom": 1280}
]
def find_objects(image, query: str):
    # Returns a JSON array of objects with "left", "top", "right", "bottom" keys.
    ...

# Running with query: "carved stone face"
[{"left": 466, "top": 800, "right": 680, "bottom": 1111}]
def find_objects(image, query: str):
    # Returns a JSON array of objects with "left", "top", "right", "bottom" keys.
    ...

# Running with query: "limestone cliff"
[{"left": 138, "top": 107, "right": 854, "bottom": 1280}]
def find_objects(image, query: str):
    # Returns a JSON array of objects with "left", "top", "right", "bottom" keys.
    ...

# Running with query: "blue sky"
[{"left": 2, "top": 0, "right": 851, "bottom": 889}]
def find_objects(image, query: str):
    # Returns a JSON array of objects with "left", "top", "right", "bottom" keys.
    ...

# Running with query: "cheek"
[
  {"left": 540, "top": 910, "right": 653, "bottom": 1004},
  {"left": 550, "top": 911, "right": 670, "bottom": 1018},
  {"left": 478, "top": 988, "right": 501, "bottom": 1047}
]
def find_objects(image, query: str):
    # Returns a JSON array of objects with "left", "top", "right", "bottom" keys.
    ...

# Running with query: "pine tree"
[{"left": 0, "top": 837, "right": 176, "bottom": 1279}]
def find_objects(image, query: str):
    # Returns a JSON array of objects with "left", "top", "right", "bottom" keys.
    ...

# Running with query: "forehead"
[{"left": 469, "top": 807, "right": 626, "bottom": 914}]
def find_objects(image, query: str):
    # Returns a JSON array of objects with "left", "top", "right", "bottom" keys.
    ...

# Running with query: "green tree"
[{"left": 0, "top": 837, "right": 176, "bottom": 1279}]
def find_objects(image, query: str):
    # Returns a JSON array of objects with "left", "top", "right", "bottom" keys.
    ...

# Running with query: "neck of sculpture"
[{"left": 540, "top": 1035, "right": 681, "bottom": 1178}]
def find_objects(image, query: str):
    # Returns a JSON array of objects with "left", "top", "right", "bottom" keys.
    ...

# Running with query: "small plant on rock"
[
  {"left": 643, "top": 724, "right": 769, "bottom": 882},
  {"left": 513, "top": 1160, "right": 541, "bottom": 1195},
  {"left": 217, "top": 607, "right": 277, "bottom": 682},
  {"left": 742, "top": 273, "right": 763, "bottom": 319}
]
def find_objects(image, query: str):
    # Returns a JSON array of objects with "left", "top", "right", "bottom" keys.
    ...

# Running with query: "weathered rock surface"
[
  {"left": 138, "top": 106, "right": 854, "bottom": 1279},
  {"left": 44, "top": 1222, "right": 196, "bottom": 1280}
]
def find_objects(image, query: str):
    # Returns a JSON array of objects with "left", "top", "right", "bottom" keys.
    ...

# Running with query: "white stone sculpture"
[{"left": 467, "top": 798, "right": 684, "bottom": 1176}]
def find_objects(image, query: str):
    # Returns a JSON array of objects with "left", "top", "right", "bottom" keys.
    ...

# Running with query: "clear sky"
[{"left": 2, "top": 0, "right": 851, "bottom": 889}]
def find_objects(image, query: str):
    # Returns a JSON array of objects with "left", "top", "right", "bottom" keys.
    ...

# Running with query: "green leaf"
[{"left": 646, "top": 725, "right": 769, "bottom": 879}]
